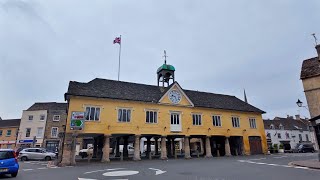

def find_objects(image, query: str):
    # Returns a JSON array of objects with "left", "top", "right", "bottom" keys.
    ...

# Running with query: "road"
[{"left": 1, "top": 153, "right": 319, "bottom": 180}]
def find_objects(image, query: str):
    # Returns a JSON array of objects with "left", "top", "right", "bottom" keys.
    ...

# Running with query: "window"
[
  {"left": 118, "top": 108, "right": 131, "bottom": 122},
  {"left": 277, "top": 133, "right": 281, "bottom": 139},
  {"left": 232, "top": 117, "right": 240, "bottom": 128},
  {"left": 267, "top": 132, "right": 271, "bottom": 138},
  {"left": 171, "top": 113, "right": 180, "bottom": 125},
  {"left": 270, "top": 124, "right": 275, "bottom": 129},
  {"left": 40, "top": 115, "right": 45, "bottom": 121},
  {"left": 37, "top": 127, "right": 43, "bottom": 138},
  {"left": 53, "top": 115, "right": 60, "bottom": 121},
  {"left": 285, "top": 132, "right": 290, "bottom": 139},
  {"left": 192, "top": 114, "right": 202, "bottom": 126},
  {"left": 0, "top": 130, "right": 2, "bottom": 136},
  {"left": 85, "top": 106, "right": 100, "bottom": 121},
  {"left": 6, "top": 130, "right": 11, "bottom": 137},
  {"left": 146, "top": 110, "right": 157, "bottom": 123},
  {"left": 25, "top": 128, "right": 31, "bottom": 137},
  {"left": 306, "top": 134, "right": 309, "bottom": 141},
  {"left": 51, "top": 127, "right": 58, "bottom": 138},
  {"left": 299, "top": 134, "right": 302, "bottom": 142},
  {"left": 28, "top": 115, "right": 33, "bottom": 120},
  {"left": 249, "top": 118, "right": 256, "bottom": 129},
  {"left": 279, "top": 124, "right": 284, "bottom": 130},
  {"left": 213, "top": 115, "right": 222, "bottom": 127}
]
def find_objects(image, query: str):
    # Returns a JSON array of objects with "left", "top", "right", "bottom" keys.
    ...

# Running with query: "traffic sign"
[{"left": 70, "top": 111, "right": 85, "bottom": 130}]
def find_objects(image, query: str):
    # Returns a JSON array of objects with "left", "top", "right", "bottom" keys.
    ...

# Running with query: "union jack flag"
[{"left": 113, "top": 37, "right": 121, "bottom": 44}]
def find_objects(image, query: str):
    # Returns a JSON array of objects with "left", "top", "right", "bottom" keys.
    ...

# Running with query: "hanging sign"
[{"left": 70, "top": 111, "right": 85, "bottom": 130}]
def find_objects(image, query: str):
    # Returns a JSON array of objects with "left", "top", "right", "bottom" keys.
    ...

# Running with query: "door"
[
  {"left": 170, "top": 112, "right": 181, "bottom": 132},
  {"left": 249, "top": 136, "right": 263, "bottom": 155}
]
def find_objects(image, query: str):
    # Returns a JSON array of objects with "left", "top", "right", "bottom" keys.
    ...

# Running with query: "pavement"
[
  {"left": 291, "top": 159, "right": 320, "bottom": 169},
  {"left": 1, "top": 153, "right": 319, "bottom": 180}
]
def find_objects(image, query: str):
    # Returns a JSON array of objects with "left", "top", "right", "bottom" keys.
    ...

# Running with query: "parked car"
[
  {"left": 119, "top": 145, "right": 134, "bottom": 155},
  {"left": 15, "top": 147, "right": 24, "bottom": 156},
  {"left": 0, "top": 149, "right": 19, "bottom": 177},
  {"left": 18, "top": 148, "right": 56, "bottom": 161},
  {"left": 79, "top": 147, "right": 113, "bottom": 158},
  {"left": 297, "top": 144, "right": 315, "bottom": 153}
]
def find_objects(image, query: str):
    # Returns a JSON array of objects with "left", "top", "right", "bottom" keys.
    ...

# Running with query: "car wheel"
[
  {"left": 44, "top": 156, "right": 51, "bottom": 161},
  {"left": 11, "top": 172, "right": 18, "bottom": 177},
  {"left": 21, "top": 156, "right": 28, "bottom": 161}
]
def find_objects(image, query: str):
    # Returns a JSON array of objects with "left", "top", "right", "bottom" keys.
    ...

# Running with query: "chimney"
[
  {"left": 316, "top": 44, "right": 320, "bottom": 61},
  {"left": 295, "top": 114, "right": 300, "bottom": 120}
]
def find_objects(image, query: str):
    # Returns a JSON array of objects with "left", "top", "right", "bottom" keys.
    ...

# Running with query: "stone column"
[
  {"left": 154, "top": 137, "right": 159, "bottom": 155},
  {"left": 184, "top": 136, "right": 191, "bottom": 159},
  {"left": 200, "top": 138, "right": 204, "bottom": 155},
  {"left": 171, "top": 138, "right": 175, "bottom": 157},
  {"left": 101, "top": 135, "right": 110, "bottom": 162},
  {"left": 205, "top": 136, "right": 213, "bottom": 158},
  {"left": 115, "top": 137, "right": 120, "bottom": 157},
  {"left": 133, "top": 135, "right": 141, "bottom": 161},
  {"left": 225, "top": 137, "right": 231, "bottom": 156},
  {"left": 60, "top": 133, "right": 76, "bottom": 166},
  {"left": 123, "top": 136, "right": 129, "bottom": 158},
  {"left": 160, "top": 136, "right": 168, "bottom": 160}
]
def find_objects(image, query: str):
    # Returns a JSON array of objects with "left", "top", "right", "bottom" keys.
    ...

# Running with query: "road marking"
[
  {"left": 294, "top": 166, "right": 309, "bottom": 169},
  {"left": 102, "top": 170, "right": 139, "bottom": 177},
  {"left": 84, "top": 168, "right": 125, "bottom": 174},
  {"left": 78, "top": 178, "right": 98, "bottom": 180},
  {"left": 37, "top": 167, "right": 48, "bottom": 170},
  {"left": 149, "top": 168, "right": 166, "bottom": 175},
  {"left": 248, "top": 158, "right": 266, "bottom": 161},
  {"left": 273, "top": 156, "right": 288, "bottom": 159},
  {"left": 23, "top": 169, "right": 34, "bottom": 171}
]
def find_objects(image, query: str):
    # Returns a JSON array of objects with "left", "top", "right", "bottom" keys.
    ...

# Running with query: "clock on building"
[{"left": 168, "top": 90, "right": 182, "bottom": 104}]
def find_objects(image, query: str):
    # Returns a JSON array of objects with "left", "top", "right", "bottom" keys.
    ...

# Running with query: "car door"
[
  {"left": 26, "top": 149, "right": 36, "bottom": 159},
  {"left": 34, "top": 149, "right": 44, "bottom": 159}
]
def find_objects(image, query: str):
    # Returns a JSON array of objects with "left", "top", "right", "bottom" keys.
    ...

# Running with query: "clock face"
[{"left": 168, "top": 90, "right": 182, "bottom": 104}]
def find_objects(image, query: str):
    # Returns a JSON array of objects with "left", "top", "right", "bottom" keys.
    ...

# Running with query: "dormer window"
[
  {"left": 270, "top": 124, "right": 275, "bottom": 129},
  {"left": 279, "top": 124, "right": 284, "bottom": 130}
]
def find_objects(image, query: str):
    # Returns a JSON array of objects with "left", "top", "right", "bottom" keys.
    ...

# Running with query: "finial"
[
  {"left": 163, "top": 50, "right": 168, "bottom": 64},
  {"left": 312, "top": 33, "right": 318, "bottom": 46},
  {"left": 244, "top": 89, "right": 248, "bottom": 103}
]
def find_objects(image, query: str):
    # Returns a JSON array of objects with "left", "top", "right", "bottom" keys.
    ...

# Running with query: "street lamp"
[{"left": 296, "top": 99, "right": 309, "bottom": 110}]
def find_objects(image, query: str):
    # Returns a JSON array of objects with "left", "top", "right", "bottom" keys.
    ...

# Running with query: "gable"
[{"left": 158, "top": 82, "right": 194, "bottom": 107}]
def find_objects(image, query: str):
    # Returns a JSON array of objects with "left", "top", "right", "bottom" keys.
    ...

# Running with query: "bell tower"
[{"left": 157, "top": 50, "right": 175, "bottom": 87}]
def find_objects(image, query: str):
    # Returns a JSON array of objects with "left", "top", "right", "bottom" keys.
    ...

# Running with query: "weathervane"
[
  {"left": 312, "top": 33, "right": 318, "bottom": 46},
  {"left": 163, "top": 50, "right": 168, "bottom": 64}
]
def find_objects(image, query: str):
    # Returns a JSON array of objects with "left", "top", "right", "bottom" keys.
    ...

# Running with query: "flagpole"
[{"left": 117, "top": 35, "right": 122, "bottom": 81}]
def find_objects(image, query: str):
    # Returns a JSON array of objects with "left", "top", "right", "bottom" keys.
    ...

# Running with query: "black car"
[{"left": 297, "top": 144, "right": 315, "bottom": 153}]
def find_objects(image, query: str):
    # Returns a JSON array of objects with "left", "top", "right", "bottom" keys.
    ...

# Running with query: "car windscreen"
[{"left": 0, "top": 151, "right": 15, "bottom": 160}]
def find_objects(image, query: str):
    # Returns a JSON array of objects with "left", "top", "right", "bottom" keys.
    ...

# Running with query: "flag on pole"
[{"left": 113, "top": 37, "right": 121, "bottom": 44}]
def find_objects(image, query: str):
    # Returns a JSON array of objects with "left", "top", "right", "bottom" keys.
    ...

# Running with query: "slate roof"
[
  {"left": 263, "top": 117, "right": 309, "bottom": 131},
  {"left": 65, "top": 78, "right": 265, "bottom": 113},
  {"left": 0, "top": 119, "right": 21, "bottom": 127},
  {"left": 300, "top": 57, "right": 320, "bottom": 79},
  {"left": 27, "top": 102, "right": 67, "bottom": 111}
]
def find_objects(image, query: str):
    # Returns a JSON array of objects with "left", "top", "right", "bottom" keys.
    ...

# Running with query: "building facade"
[
  {"left": 0, "top": 119, "right": 20, "bottom": 149},
  {"left": 61, "top": 62, "right": 267, "bottom": 165},
  {"left": 264, "top": 116, "right": 316, "bottom": 150},
  {"left": 300, "top": 44, "right": 320, "bottom": 150},
  {"left": 17, "top": 102, "right": 67, "bottom": 148}
]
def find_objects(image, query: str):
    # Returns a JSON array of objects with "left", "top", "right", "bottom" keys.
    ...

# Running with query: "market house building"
[
  {"left": 61, "top": 61, "right": 267, "bottom": 165},
  {"left": 0, "top": 119, "right": 20, "bottom": 149}
]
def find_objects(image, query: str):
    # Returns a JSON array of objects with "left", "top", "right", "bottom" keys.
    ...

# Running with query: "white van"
[{"left": 118, "top": 145, "right": 135, "bottom": 155}]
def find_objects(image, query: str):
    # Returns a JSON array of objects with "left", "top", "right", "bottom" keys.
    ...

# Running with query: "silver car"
[{"left": 19, "top": 148, "right": 56, "bottom": 161}]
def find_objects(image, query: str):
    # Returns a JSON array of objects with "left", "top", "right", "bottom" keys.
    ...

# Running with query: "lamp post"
[{"left": 296, "top": 99, "right": 320, "bottom": 161}]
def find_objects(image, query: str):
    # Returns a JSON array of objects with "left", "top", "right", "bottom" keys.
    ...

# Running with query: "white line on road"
[
  {"left": 84, "top": 168, "right": 125, "bottom": 174},
  {"left": 23, "top": 169, "right": 34, "bottom": 171},
  {"left": 149, "top": 168, "right": 166, "bottom": 175},
  {"left": 37, "top": 167, "right": 48, "bottom": 170},
  {"left": 248, "top": 158, "right": 266, "bottom": 161}
]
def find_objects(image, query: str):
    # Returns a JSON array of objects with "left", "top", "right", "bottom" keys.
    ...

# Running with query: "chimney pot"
[{"left": 295, "top": 114, "right": 300, "bottom": 120}]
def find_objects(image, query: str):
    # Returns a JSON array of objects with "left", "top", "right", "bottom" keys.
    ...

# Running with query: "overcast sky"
[{"left": 1, "top": 0, "right": 320, "bottom": 119}]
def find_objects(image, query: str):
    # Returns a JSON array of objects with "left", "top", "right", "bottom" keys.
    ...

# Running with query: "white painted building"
[
  {"left": 17, "top": 109, "right": 47, "bottom": 147},
  {"left": 264, "top": 115, "right": 318, "bottom": 150}
]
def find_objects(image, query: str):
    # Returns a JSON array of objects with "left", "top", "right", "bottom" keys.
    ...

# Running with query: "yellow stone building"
[
  {"left": 61, "top": 61, "right": 267, "bottom": 165},
  {"left": 0, "top": 119, "right": 20, "bottom": 149}
]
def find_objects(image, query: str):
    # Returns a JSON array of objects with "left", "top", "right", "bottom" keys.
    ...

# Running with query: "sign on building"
[{"left": 70, "top": 111, "right": 85, "bottom": 130}]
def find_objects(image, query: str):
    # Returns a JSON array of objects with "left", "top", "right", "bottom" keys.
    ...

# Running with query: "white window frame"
[
  {"left": 36, "top": 127, "right": 43, "bottom": 138},
  {"left": 25, "top": 128, "right": 31, "bottom": 137},
  {"left": 28, "top": 115, "right": 33, "bottom": 121},
  {"left": 270, "top": 124, "right": 275, "bottom": 129},
  {"left": 170, "top": 111, "right": 182, "bottom": 132},
  {"left": 85, "top": 106, "right": 101, "bottom": 121},
  {"left": 145, "top": 110, "right": 158, "bottom": 124},
  {"left": 192, "top": 113, "right": 202, "bottom": 126},
  {"left": 212, "top": 115, "right": 222, "bottom": 127},
  {"left": 6, "top": 130, "right": 11, "bottom": 137},
  {"left": 249, "top": 118, "right": 257, "bottom": 129},
  {"left": 51, "top": 127, "right": 59, "bottom": 138},
  {"left": 231, "top": 116, "right": 240, "bottom": 128},
  {"left": 117, "top": 108, "right": 132, "bottom": 122},
  {"left": 40, "top": 115, "right": 45, "bottom": 121},
  {"left": 53, "top": 115, "right": 60, "bottom": 122},
  {"left": 279, "top": 124, "right": 284, "bottom": 130}
]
